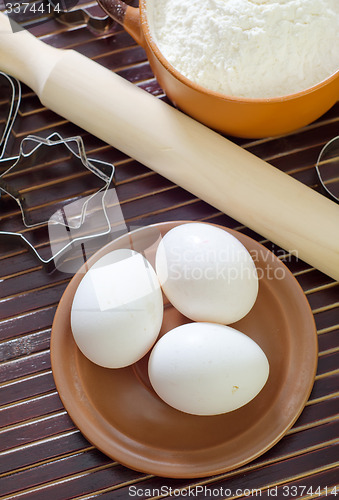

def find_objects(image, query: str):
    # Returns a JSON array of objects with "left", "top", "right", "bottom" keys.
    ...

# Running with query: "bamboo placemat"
[{"left": 0, "top": 1, "right": 338, "bottom": 498}]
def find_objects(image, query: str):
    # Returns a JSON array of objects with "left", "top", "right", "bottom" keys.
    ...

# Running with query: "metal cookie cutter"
[
  {"left": 0, "top": 130, "right": 116, "bottom": 272},
  {"left": 48, "top": 0, "right": 114, "bottom": 32},
  {"left": 0, "top": 71, "right": 21, "bottom": 161},
  {"left": 315, "top": 136, "right": 339, "bottom": 204},
  {"left": 0, "top": 72, "right": 21, "bottom": 204}
]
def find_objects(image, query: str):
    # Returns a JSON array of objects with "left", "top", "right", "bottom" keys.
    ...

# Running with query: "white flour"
[{"left": 149, "top": 0, "right": 339, "bottom": 98}]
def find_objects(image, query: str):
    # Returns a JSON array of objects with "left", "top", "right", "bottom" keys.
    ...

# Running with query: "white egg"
[
  {"left": 155, "top": 223, "right": 258, "bottom": 324},
  {"left": 148, "top": 322, "right": 269, "bottom": 416},
  {"left": 71, "top": 249, "right": 163, "bottom": 368}
]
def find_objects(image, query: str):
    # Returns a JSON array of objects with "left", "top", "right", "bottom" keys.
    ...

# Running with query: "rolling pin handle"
[
  {"left": 0, "top": 12, "right": 62, "bottom": 94},
  {"left": 97, "top": 0, "right": 145, "bottom": 48}
]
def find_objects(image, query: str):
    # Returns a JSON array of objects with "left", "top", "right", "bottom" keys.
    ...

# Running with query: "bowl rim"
[{"left": 140, "top": 0, "right": 339, "bottom": 104}]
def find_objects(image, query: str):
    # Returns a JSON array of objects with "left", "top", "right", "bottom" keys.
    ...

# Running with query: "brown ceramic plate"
[{"left": 51, "top": 221, "right": 318, "bottom": 478}]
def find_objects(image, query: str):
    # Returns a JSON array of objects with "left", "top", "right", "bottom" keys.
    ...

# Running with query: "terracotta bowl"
[{"left": 98, "top": 0, "right": 339, "bottom": 138}]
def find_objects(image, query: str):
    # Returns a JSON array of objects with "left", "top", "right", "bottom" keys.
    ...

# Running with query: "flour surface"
[{"left": 150, "top": 0, "right": 339, "bottom": 98}]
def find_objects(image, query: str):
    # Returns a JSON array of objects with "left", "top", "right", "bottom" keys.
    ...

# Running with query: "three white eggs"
[{"left": 70, "top": 223, "right": 269, "bottom": 416}]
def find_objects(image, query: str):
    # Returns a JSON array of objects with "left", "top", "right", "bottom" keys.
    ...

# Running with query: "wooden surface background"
[{"left": 0, "top": 1, "right": 338, "bottom": 498}]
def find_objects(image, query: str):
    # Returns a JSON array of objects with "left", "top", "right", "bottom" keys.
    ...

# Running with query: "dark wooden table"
[{"left": 0, "top": 1, "right": 338, "bottom": 498}]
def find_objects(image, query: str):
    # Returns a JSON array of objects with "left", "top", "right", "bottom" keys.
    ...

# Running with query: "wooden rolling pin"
[{"left": 1, "top": 13, "right": 338, "bottom": 280}]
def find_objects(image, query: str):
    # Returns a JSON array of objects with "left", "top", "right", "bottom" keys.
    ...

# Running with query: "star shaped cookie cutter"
[
  {"left": 0, "top": 74, "right": 116, "bottom": 270},
  {"left": 1, "top": 132, "right": 114, "bottom": 228},
  {"left": 0, "top": 132, "right": 115, "bottom": 268}
]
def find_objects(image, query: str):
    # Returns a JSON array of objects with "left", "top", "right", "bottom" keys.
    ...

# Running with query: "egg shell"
[
  {"left": 148, "top": 322, "right": 269, "bottom": 416},
  {"left": 155, "top": 222, "right": 259, "bottom": 324},
  {"left": 71, "top": 249, "right": 163, "bottom": 368}
]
